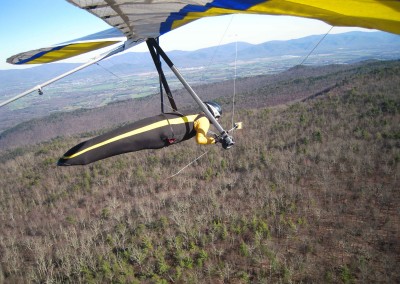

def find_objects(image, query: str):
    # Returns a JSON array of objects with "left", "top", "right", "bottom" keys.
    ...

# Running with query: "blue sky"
[{"left": 1, "top": 0, "right": 372, "bottom": 70}]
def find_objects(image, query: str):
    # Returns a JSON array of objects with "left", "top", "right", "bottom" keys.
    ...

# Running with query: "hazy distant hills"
[
  {"left": 240, "top": 31, "right": 400, "bottom": 57},
  {"left": 1, "top": 31, "right": 399, "bottom": 88}
]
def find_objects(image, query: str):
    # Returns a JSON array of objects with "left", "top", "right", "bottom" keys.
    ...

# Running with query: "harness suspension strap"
[
  {"left": 146, "top": 39, "right": 178, "bottom": 112},
  {"left": 147, "top": 38, "right": 234, "bottom": 149},
  {"left": 232, "top": 39, "right": 238, "bottom": 129},
  {"left": 161, "top": 113, "right": 176, "bottom": 144},
  {"left": 157, "top": 38, "right": 165, "bottom": 113},
  {"left": 147, "top": 40, "right": 223, "bottom": 132}
]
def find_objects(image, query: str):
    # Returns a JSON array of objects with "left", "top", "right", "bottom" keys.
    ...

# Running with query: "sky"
[{"left": 0, "top": 0, "right": 374, "bottom": 70}]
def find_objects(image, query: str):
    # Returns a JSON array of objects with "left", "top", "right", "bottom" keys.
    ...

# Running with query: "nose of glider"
[{"left": 57, "top": 158, "right": 71, "bottom": 166}]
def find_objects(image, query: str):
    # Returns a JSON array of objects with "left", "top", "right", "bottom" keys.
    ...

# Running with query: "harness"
[{"left": 161, "top": 113, "right": 204, "bottom": 145}]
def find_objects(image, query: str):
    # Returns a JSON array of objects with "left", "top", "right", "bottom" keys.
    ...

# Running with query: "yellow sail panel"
[
  {"left": 169, "top": 0, "right": 400, "bottom": 35},
  {"left": 246, "top": 0, "right": 400, "bottom": 34},
  {"left": 68, "top": 0, "right": 400, "bottom": 38},
  {"left": 8, "top": 41, "right": 120, "bottom": 65}
]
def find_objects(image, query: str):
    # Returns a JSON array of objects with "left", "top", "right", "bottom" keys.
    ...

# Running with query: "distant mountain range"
[{"left": 1, "top": 31, "right": 399, "bottom": 90}]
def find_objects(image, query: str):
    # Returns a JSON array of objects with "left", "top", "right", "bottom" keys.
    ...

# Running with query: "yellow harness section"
[
  {"left": 194, "top": 116, "right": 216, "bottom": 145},
  {"left": 62, "top": 114, "right": 198, "bottom": 160}
]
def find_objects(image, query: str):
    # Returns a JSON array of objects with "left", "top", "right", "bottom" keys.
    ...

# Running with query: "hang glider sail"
[
  {"left": 70, "top": 0, "right": 400, "bottom": 37},
  {"left": 7, "top": 0, "right": 400, "bottom": 66},
  {"left": 7, "top": 28, "right": 124, "bottom": 65}
]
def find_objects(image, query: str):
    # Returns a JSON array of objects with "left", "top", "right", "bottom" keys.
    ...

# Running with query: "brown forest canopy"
[{"left": 0, "top": 59, "right": 399, "bottom": 283}]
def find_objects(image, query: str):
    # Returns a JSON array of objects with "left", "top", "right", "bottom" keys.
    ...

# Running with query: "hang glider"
[{"left": 2, "top": 0, "right": 400, "bottom": 150}]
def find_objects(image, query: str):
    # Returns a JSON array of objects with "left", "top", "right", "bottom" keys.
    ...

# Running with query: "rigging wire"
[
  {"left": 167, "top": 48, "right": 238, "bottom": 180},
  {"left": 95, "top": 62, "right": 125, "bottom": 81},
  {"left": 167, "top": 151, "right": 209, "bottom": 179},
  {"left": 166, "top": 16, "right": 239, "bottom": 179},
  {"left": 231, "top": 36, "right": 238, "bottom": 129},
  {"left": 298, "top": 26, "right": 334, "bottom": 66},
  {"left": 197, "top": 15, "right": 238, "bottom": 129},
  {"left": 95, "top": 60, "right": 157, "bottom": 122},
  {"left": 201, "top": 15, "right": 235, "bottom": 78}
]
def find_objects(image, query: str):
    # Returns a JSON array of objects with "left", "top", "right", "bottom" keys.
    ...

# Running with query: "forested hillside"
[{"left": 0, "top": 60, "right": 399, "bottom": 283}]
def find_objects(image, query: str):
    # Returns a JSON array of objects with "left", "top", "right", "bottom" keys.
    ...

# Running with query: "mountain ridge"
[{"left": 1, "top": 31, "right": 399, "bottom": 87}]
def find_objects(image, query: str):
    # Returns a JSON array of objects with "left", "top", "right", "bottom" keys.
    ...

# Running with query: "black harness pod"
[{"left": 58, "top": 112, "right": 202, "bottom": 166}]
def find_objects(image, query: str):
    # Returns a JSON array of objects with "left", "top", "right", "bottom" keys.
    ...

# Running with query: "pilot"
[{"left": 58, "top": 101, "right": 226, "bottom": 166}]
